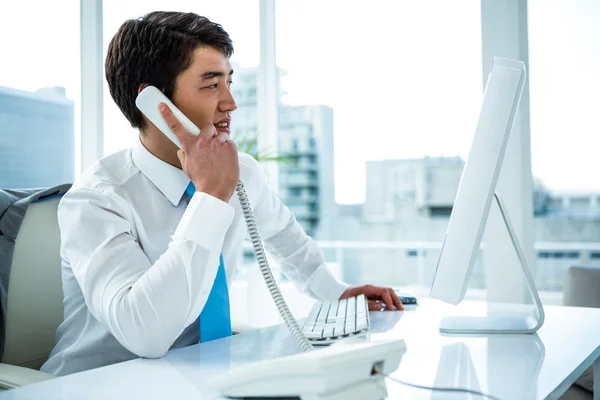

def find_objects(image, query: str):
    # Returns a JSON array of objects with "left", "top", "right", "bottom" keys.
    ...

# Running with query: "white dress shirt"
[{"left": 41, "top": 139, "right": 347, "bottom": 376}]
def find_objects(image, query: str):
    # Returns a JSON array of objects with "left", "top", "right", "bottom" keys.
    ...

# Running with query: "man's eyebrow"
[{"left": 200, "top": 69, "right": 234, "bottom": 81}]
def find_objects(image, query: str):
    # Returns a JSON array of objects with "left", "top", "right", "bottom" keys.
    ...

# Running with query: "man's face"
[{"left": 172, "top": 46, "right": 237, "bottom": 136}]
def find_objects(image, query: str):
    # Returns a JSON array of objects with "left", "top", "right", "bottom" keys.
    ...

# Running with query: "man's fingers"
[
  {"left": 359, "top": 285, "right": 379, "bottom": 297},
  {"left": 381, "top": 289, "right": 395, "bottom": 311},
  {"left": 176, "top": 149, "right": 185, "bottom": 165},
  {"left": 199, "top": 123, "right": 218, "bottom": 141},
  {"left": 158, "top": 102, "right": 194, "bottom": 147},
  {"left": 226, "top": 138, "right": 238, "bottom": 150},
  {"left": 215, "top": 131, "right": 230, "bottom": 144},
  {"left": 368, "top": 300, "right": 383, "bottom": 311},
  {"left": 390, "top": 289, "right": 404, "bottom": 310}
]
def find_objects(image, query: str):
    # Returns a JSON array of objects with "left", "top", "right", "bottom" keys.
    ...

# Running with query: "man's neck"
[{"left": 139, "top": 130, "right": 181, "bottom": 168}]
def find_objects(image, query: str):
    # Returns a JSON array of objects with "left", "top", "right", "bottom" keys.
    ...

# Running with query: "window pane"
[
  {"left": 102, "top": 0, "right": 259, "bottom": 156},
  {"left": 0, "top": 1, "right": 80, "bottom": 188},
  {"left": 529, "top": 0, "right": 600, "bottom": 293},
  {"left": 275, "top": 0, "right": 482, "bottom": 296}
]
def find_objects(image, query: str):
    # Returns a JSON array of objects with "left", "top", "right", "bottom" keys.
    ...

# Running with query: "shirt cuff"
[
  {"left": 304, "top": 265, "right": 350, "bottom": 302},
  {"left": 173, "top": 192, "right": 235, "bottom": 249}
]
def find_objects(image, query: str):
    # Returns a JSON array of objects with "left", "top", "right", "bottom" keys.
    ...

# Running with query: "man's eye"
[
  {"left": 227, "top": 81, "right": 233, "bottom": 88},
  {"left": 207, "top": 83, "right": 218, "bottom": 89}
]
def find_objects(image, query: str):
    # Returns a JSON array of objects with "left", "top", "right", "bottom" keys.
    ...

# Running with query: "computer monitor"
[{"left": 429, "top": 57, "right": 545, "bottom": 334}]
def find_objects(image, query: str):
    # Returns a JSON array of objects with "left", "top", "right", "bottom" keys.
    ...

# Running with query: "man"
[{"left": 41, "top": 11, "right": 403, "bottom": 376}]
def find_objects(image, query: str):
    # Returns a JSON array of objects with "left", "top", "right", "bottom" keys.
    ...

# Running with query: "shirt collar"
[{"left": 131, "top": 138, "right": 190, "bottom": 206}]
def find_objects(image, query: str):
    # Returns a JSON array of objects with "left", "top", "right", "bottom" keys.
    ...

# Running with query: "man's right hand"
[{"left": 158, "top": 102, "right": 239, "bottom": 203}]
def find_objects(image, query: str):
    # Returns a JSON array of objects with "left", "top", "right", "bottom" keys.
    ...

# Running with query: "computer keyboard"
[{"left": 302, "top": 294, "right": 370, "bottom": 344}]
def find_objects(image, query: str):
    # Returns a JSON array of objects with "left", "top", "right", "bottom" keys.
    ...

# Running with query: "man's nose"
[{"left": 220, "top": 87, "right": 237, "bottom": 112}]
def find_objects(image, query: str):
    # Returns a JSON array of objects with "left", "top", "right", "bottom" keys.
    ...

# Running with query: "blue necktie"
[{"left": 185, "top": 182, "right": 232, "bottom": 342}]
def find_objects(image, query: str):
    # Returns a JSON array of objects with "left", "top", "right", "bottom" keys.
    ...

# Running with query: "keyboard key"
[
  {"left": 356, "top": 295, "right": 366, "bottom": 310},
  {"left": 337, "top": 299, "right": 347, "bottom": 317},
  {"left": 323, "top": 326, "right": 334, "bottom": 338},
  {"left": 327, "top": 301, "right": 343, "bottom": 322},
  {"left": 316, "top": 305, "right": 328, "bottom": 323},
  {"left": 334, "top": 300, "right": 341, "bottom": 313},
  {"left": 307, "top": 304, "right": 320, "bottom": 321},
  {"left": 305, "top": 330, "right": 324, "bottom": 339},
  {"left": 326, "top": 314, "right": 342, "bottom": 323},
  {"left": 347, "top": 297, "right": 356, "bottom": 316},
  {"left": 357, "top": 317, "right": 368, "bottom": 331}
]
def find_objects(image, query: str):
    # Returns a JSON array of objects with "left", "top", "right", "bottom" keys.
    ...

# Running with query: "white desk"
[{"left": 1, "top": 299, "right": 598, "bottom": 399}]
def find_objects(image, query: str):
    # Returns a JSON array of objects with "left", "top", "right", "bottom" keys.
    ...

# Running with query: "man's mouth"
[{"left": 214, "top": 119, "right": 231, "bottom": 134}]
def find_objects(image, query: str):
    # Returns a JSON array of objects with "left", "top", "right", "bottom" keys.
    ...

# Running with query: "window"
[
  {"left": 537, "top": 251, "right": 580, "bottom": 259},
  {"left": 529, "top": 0, "right": 600, "bottom": 292},
  {"left": 0, "top": 1, "right": 80, "bottom": 188},
  {"left": 102, "top": 0, "right": 259, "bottom": 156},
  {"left": 429, "top": 207, "right": 453, "bottom": 218},
  {"left": 276, "top": 0, "right": 482, "bottom": 292},
  {"left": 537, "top": 252, "right": 551, "bottom": 259},
  {"left": 288, "top": 188, "right": 301, "bottom": 197}
]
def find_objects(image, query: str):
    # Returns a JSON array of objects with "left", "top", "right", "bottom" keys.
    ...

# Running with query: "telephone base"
[
  {"left": 210, "top": 339, "right": 405, "bottom": 400},
  {"left": 300, "top": 377, "right": 387, "bottom": 400}
]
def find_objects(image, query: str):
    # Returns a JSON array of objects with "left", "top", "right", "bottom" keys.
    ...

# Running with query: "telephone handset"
[
  {"left": 135, "top": 86, "right": 313, "bottom": 352},
  {"left": 135, "top": 86, "right": 405, "bottom": 400}
]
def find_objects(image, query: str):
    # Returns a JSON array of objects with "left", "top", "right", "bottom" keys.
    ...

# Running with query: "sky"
[{"left": 1, "top": 0, "right": 599, "bottom": 204}]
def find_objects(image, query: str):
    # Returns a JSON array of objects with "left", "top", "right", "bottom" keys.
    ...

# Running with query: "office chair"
[
  {"left": 564, "top": 264, "right": 600, "bottom": 309},
  {"left": 561, "top": 264, "right": 600, "bottom": 399},
  {"left": 0, "top": 196, "right": 62, "bottom": 389}
]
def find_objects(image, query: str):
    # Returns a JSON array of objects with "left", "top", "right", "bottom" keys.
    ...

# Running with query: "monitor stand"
[{"left": 439, "top": 192, "right": 545, "bottom": 334}]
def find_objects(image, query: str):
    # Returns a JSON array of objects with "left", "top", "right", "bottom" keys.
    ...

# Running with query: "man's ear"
[{"left": 138, "top": 84, "right": 149, "bottom": 95}]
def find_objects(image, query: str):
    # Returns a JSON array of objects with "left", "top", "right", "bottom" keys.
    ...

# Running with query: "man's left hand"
[{"left": 339, "top": 285, "right": 404, "bottom": 311}]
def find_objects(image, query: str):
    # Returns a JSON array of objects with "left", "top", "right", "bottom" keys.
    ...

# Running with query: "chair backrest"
[
  {"left": 563, "top": 264, "right": 600, "bottom": 308},
  {"left": 2, "top": 197, "right": 64, "bottom": 370}
]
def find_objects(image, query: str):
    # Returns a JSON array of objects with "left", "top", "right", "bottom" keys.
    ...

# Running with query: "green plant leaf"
[{"left": 234, "top": 131, "right": 293, "bottom": 164}]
